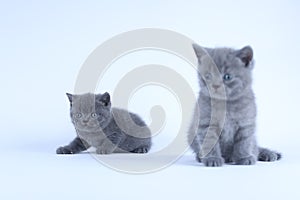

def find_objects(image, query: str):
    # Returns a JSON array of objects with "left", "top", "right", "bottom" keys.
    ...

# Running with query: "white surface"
[{"left": 1, "top": 0, "right": 300, "bottom": 199}]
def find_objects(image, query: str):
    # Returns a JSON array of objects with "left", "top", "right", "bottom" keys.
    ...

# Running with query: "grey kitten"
[
  {"left": 56, "top": 92, "right": 152, "bottom": 154},
  {"left": 188, "top": 44, "right": 281, "bottom": 167}
]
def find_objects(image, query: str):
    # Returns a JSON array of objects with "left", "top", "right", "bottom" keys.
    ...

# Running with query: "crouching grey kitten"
[
  {"left": 56, "top": 92, "right": 152, "bottom": 154},
  {"left": 188, "top": 44, "right": 281, "bottom": 167}
]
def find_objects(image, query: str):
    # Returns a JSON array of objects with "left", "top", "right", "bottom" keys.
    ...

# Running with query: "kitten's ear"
[
  {"left": 66, "top": 93, "right": 73, "bottom": 102},
  {"left": 236, "top": 46, "right": 253, "bottom": 67},
  {"left": 97, "top": 92, "right": 110, "bottom": 106},
  {"left": 192, "top": 43, "right": 206, "bottom": 60}
]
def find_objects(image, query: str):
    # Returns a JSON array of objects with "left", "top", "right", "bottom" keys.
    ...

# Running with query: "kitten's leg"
[
  {"left": 232, "top": 125, "right": 257, "bottom": 165},
  {"left": 96, "top": 133, "right": 123, "bottom": 154},
  {"left": 56, "top": 137, "right": 90, "bottom": 154},
  {"left": 258, "top": 147, "right": 281, "bottom": 162},
  {"left": 197, "top": 126, "right": 224, "bottom": 167}
]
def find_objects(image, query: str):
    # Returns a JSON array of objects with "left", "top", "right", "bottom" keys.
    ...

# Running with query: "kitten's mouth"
[
  {"left": 76, "top": 123, "right": 99, "bottom": 129},
  {"left": 75, "top": 123, "right": 90, "bottom": 129},
  {"left": 209, "top": 89, "right": 226, "bottom": 98},
  {"left": 213, "top": 88, "right": 219, "bottom": 93}
]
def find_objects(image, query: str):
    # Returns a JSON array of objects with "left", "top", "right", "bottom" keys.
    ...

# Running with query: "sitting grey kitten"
[
  {"left": 188, "top": 44, "right": 281, "bottom": 167},
  {"left": 57, "top": 92, "right": 152, "bottom": 154}
]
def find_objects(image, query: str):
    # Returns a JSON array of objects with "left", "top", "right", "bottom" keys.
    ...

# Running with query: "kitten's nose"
[
  {"left": 82, "top": 119, "right": 89, "bottom": 124},
  {"left": 212, "top": 85, "right": 221, "bottom": 90}
]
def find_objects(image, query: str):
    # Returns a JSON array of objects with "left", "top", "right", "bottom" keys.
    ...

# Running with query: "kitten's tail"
[{"left": 258, "top": 147, "right": 282, "bottom": 162}]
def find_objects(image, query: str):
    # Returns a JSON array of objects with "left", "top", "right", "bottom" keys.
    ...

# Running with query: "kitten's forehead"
[
  {"left": 72, "top": 93, "right": 96, "bottom": 112},
  {"left": 200, "top": 48, "right": 236, "bottom": 75},
  {"left": 208, "top": 48, "right": 244, "bottom": 74}
]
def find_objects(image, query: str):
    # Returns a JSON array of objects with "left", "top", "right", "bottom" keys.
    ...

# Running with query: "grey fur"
[
  {"left": 57, "top": 92, "right": 152, "bottom": 154},
  {"left": 188, "top": 43, "right": 281, "bottom": 167}
]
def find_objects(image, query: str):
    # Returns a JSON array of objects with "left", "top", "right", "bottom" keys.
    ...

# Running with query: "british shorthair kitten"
[
  {"left": 188, "top": 44, "right": 281, "bottom": 166},
  {"left": 57, "top": 92, "right": 152, "bottom": 154}
]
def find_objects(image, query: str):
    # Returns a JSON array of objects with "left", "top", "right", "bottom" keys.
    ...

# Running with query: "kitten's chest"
[
  {"left": 77, "top": 130, "right": 105, "bottom": 147},
  {"left": 226, "top": 100, "right": 256, "bottom": 126},
  {"left": 220, "top": 101, "right": 256, "bottom": 142},
  {"left": 221, "top": 117, "right": 238, "bottom": 142}
]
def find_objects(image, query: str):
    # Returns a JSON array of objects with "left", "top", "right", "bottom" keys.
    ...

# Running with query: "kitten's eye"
[
  {"left": 91, "top": 113, "right": 97, "bottom": 118},
  {"left": 223, "top": 74, "right": 232, "bottom": 81},
  {"left": 75, "top": 113, "right": 82, "bottom": 118}
]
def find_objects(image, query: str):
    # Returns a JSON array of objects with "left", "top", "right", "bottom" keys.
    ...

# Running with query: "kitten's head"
[
  {"left": 193, "top": 43, "right": 254, "bottom": 100},
  {"left": 66, "top": 92, "right": 112, "bottom": 131}
]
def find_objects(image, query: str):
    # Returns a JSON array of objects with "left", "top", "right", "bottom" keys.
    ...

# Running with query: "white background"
[{"left": 1, "top": 0, "right": 300, "bottom": 199}]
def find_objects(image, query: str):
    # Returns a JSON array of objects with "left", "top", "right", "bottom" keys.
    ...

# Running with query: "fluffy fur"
[
  {"left": 57, "top": 92, "right": 152, "bottom": 154},
  {"left": 188, "top": 44, "right": 281, "bottom": 166}
]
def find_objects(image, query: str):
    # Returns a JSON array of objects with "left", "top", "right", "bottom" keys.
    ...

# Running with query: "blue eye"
[{"left": 223, "top": 74, "right": 232, "bottom": 81}]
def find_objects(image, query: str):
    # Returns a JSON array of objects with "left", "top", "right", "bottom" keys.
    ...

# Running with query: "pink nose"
[
  {"left": 83, "top": 119, "right": 89, "bottom": 124},
  {"left": 212, "top": 85, "right": 220, "bottom": 90}
]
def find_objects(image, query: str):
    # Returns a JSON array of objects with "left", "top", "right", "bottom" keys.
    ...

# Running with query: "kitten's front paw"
[
  {"left": 235, "top": 156, "right": 256, "bottom": 165},
  {"left": 96, "top": 148, "right": 113, "bottom": 154},
  {"left": 131, "top": 147, "right": 149, "bottom": 153},
  {"left": 201, "top": 157, "right": 224, "bottom": 167},
  {"left": 56, "top": 146, "right": 73, "bottom": 154},
  {"left": 258, "top": 150, "right": 281, "bottom": 162}
]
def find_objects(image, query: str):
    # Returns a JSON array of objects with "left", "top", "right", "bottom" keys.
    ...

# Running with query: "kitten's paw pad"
[
  {"left": 56, "top": 146, "right": 73, "bottom": 154},
  {"left": 96, "top": 149, "right": 113, "bottom": 154},
  {"left": 202, "top": 157, "right": 224, "bottom": 167},
  {"left": 259, "top": 151, "right": 281, "bottom": 162},
  {"left": 131, "top": 147, "right": 149, "bottom": 153},
  {"left": 235, "top": 156, "right": 256, "bottom": 165}
]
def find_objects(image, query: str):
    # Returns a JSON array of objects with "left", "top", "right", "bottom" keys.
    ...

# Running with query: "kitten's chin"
[{"left": 75, "top": 125, "right": 99, "bottom": 132}]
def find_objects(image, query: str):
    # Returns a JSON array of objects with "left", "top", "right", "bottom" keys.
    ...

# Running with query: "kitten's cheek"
[{"left": 236, "top": 87, "right": 242, "bottom": 94}]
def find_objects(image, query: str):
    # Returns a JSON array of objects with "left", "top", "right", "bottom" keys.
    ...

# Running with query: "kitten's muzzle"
[
  {"left": 82, "top": 119, "right": 89, "bottom": 124},
  {"left": 212, "top": 84, "right": 221, "bottom": 90}
]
